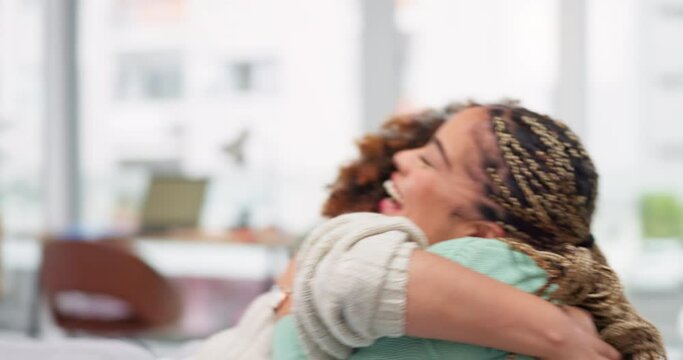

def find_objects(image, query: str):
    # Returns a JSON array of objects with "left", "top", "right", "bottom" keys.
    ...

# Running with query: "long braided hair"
[{"left": 478, "top": 103, "right": 665, "bottom": 359}]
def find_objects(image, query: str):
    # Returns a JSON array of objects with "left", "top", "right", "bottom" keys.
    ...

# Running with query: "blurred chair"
[{"left": 39, "top": 239, "right": 182, "bottom": 334}]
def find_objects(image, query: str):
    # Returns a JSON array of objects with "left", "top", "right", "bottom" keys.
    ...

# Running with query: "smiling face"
[{"left": 381, "top": 106, "right": 504, "bottom": 244}]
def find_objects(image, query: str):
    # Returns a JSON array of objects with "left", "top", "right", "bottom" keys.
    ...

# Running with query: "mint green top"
[{"left": 273, "top": 237, "right": 557, "bottom": 360}]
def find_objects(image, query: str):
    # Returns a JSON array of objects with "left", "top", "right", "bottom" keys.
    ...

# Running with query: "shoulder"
[
  {"left": 428, "top": 237, "right": 530, "bottom": 263},
  {"left": 427, "top": 237, "right": 553, "bottom": 297}
]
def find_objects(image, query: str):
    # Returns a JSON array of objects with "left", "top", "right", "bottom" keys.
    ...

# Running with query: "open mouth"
[
  {"left": 383, "top": 180, "right": 404, "bottom": 205},
  {"left": 380, "top": 180, "right": 404, "bottom": 215}
]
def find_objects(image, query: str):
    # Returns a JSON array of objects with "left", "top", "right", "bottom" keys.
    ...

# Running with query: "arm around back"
[
  {"left": 405, "top": 248, "right": 619, "bottom": 359},
  {"left": 292, "top": 214, "right": 619, "bottom": 360}
]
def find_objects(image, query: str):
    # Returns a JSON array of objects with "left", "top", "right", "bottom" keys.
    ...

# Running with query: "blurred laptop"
[{"left": 138, "top": 176, "right": 208, "bottom": 235}]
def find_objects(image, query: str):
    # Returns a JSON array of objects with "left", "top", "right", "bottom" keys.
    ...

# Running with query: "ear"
[{"left": 470, "top": 221, "right": 505, "bottom": 238}]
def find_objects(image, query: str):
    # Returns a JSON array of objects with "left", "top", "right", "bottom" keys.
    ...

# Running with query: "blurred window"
[
  {"left": 229, "top": 60, "right": 278, "bottom": 95},
  {"left": 113, "top": 0, "right": 186, "bottom": 27},
  {"left": 79, "top": 0, "right": 361, "bottom": 234},
  {"left": 397, "top": 0, "right": 559, "bottom": 113},
  {"left": 0, "top": 0, "right": 45, "bottom": 237},
  {"left": 117, "top": 51, "right": 183, "bottom": 100}
]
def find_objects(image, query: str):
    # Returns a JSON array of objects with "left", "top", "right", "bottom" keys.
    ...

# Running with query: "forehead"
[
  {"left": 436, "top": 106, "right": 494, "bottom": 156},
  {"left": 433, "top": 106, "right": 504, "bottom": 186},
  {"left": 431, "top": 106, "right": 499, "bottom": 217}
]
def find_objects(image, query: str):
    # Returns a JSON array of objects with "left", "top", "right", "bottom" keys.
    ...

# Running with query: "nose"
[{"left": 393, "top": 149, "right": 413, "bottom": 173}]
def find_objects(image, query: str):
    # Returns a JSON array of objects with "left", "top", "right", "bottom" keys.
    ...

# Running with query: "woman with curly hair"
[
  {"left": 271, "top": 102, "right": 664, "bottom": 359},
  {"left": 321, "top": 105, "right": 450, "bottom": 217}
]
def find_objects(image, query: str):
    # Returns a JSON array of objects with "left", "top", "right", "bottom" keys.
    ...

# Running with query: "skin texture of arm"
[{"left": 405, "top": 250, "right": 620, "bottom": 360}]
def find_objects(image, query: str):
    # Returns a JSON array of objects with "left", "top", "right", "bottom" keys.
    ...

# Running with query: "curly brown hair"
[{"left": 322, "top": 104, "right": 467, "bottom": 216}]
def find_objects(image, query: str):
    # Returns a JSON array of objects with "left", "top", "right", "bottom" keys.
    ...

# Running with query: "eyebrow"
[{"left": 431, "top": 137, "right": 452, "bottom": 169}]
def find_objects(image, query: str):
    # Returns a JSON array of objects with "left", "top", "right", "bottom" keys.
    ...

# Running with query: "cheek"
[
  {"left": 401, "top": 177, "right": 454, "bottom": 233},
  {"left": 403, "top": 174, "right": 439, "bottom": 202}
]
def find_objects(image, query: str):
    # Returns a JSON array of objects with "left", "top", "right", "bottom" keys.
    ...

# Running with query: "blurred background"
[{"left": 0, "top": 0, "right": 681, "bottom": 357}]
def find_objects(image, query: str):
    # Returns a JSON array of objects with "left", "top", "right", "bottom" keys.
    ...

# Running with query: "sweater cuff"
[{"left": 373, "top": 242, "right": 418, "bottom": 337}]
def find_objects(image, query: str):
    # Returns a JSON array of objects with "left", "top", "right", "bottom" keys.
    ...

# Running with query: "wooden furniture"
[
  {"left": 40, "top": 240, "right": 181, "bottom": 334},
  {"left": 7, "top": 236, "right": 288, "bottom": 338}
]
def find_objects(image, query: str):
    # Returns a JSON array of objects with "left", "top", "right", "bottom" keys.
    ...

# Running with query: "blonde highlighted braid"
[{"left": 480, "top": 104, "right": 665, "bottom": 359}]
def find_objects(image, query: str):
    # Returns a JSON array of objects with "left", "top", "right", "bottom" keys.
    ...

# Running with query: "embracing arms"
[
  {"left": 405, "top": 250, "right": 619, "bottom": 359},
  {"left": 277, "top": 251, "right": 618, "bottom": 359},
  {"left": 279, "top": 214, "right": 619, "bottom": 360}
]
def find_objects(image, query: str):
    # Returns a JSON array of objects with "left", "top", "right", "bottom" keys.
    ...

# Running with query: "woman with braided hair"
[
  {"left": 467, "top": 103, "right": 664, "bottom": 358},
  {"left": 269, "top": 102, "right": 665, "bottom": 359}
]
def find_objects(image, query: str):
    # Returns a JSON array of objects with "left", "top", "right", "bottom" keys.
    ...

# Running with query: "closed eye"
[{"left": 419, "top": 155, "right": 433, "bottom": 167}]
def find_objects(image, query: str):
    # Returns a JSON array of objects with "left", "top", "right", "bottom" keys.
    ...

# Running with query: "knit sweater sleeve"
[
  {"left": 326, "top": 232, "right": 418, "bottom": 338},
  {"left": 292, "top": 213, "right": 428, "bottom": 360}
]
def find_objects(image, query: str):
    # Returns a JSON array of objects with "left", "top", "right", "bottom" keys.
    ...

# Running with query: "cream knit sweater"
[
  {"left": 293, "top": 213, "right": 428, "bottom": 359},
  {"left": 192, "top": 213, "right": 428, "bottom": 360}
]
